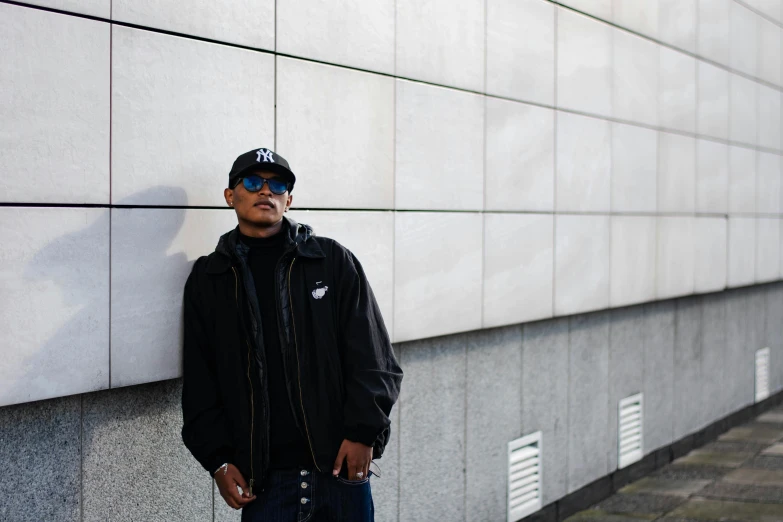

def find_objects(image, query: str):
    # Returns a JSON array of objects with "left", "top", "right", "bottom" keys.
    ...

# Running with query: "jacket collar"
[{"left": 205, "top": 216, "right": 325, "bottom": 274}]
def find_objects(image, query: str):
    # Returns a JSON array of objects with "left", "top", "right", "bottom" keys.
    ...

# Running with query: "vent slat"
[
  {"left": 756, "top": 348, "right": 771, "bottom": 403},
  {"left": 618, "top": 393, "right": 643, "bottom": 469},
  {"left": 508, "top": 432, "right": 542, "bottom": 522}
]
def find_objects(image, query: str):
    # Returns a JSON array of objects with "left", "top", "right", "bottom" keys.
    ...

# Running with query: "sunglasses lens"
[
  {"left": 243, "top": 176, "right": 264, "bottom": 192},
  {"left": 267, "top": 179, "right": 288, "bottom": 195}
]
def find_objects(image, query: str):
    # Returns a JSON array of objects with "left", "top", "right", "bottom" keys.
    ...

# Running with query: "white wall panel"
[
  {"left": 276, "top": 0, "right": 394, "bottom": 74},
  {"left": 657, "top": 216, "right": 695, "bottom": 299},
  {"left": 610, "top": 216, "right": 656, "bottom": 307},
  {"left": 485, "top": 99, "right": 554, "bottom": 211},
  {"left": 758, "top": 18, "right": 782, "bottom": 86},
  {"left": 613, "top": 29, "right": 659, "bottom": 126},
  {"left": 0, "top": 208, "right": 109, "bottom": 407},
  {"left": 287, "top": 210, "right": 395, "bottom": 337},
  {"left": 697, "top": 61, "right": 730, "bottom": 140},
  {"left": 556, "top": 112, "right": 611, "bottom": 212},
  {"left": 729, "top": 74, "right": 758, "bottom": 146},
  {"left": 728, "top": 146, "right": 757, "bottom": 214},
  {"left": 694, "top": 217, "right": 728, "bottom": 293},
  {"left": 729, "top": 2, "right": 759, "bottom": 77},
  {"left": 613, "top": 0, "right": 658, "bottom": 38},
  {"left": 611, "top": 123, "right": 657, "bottom": 212},
  {"left": 743, "top": 0, "right": 782, "bottom": 22},
  {"left": 756, "top": 152, "right": 782, "bottom": 214},
  {"left": 113, "top": 0, "right": 273, "bottom": 50},
  {"left": 728, "top": 217, "right": 757, "bottom": 287},
  {"left": 554, "top": 215, "right": 610, "bottom": 315},
  {"left": 395, "top": 80, "right": 484, "bottom": 211},
  {"left": 486, "top": 0, "right": 555, "bottom": 105},
  {"left": 394, "top": 212, "right": 482, "bottom": 342},
  {"left": 20, "top": 0, "right": 108, "bottom": 18},
  {"left": 276, "top": 58, "right": 394, "bottom": 210},
  {"left": 658, "top": 132, "right": 696, "bottom": 212},
  {"left": 395, "top": 0, "right": 485, "bottom": 91},
  {"left": 110, "top": 207, "right": 237, "bottom": 387},
  {"left": 111, "top": 27, "right": 275, "bottom": 207},
  {"left": 0, "top": 5, "right": 109, "bottom": 204},
  {"left": 483, "top": 213, "right": 553, "bottom": 328},
  {"left": 659, "top": 0, "right": 697, "bottom": 53},
  {"left": 757, "top": 218, "right": 781, "bottom": 282},
  {"left": 758, "top": 85, "right": 782, "bottom": 151},
  {"left": 697, "top": 0, "right": 731, "bottom": 65},
  {"left": 658, "top": 46, "right": 697, "bottom": 133},
  {"left": 557, "top": 8, "right": 613, "bottom": 118},
  {"left": 696, "top": 139, "right": 729, "bottom": 213}
]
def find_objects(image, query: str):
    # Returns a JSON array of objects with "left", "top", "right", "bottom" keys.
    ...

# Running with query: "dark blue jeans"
[{"left": 240, "top": 468, "right": 374, "bottom": 522}]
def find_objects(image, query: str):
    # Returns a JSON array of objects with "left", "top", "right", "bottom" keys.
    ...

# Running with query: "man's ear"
[
  {"left": 224, "top": 188, "right": 234, "bottom": 207},
  {"left": 285, "top": 194, "right": 293, "bottom": 212}
]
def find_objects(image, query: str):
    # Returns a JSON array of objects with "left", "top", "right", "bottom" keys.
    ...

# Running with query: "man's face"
[{"left": 225, "top": 170, "right": 293, "bottom": 227}]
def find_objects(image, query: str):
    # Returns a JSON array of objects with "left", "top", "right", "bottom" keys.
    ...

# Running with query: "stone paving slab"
[
  {"left": 719, "top": 424, "right": 783, "bottom": 444},
  {"left": 698, "top": 481, "right": 783, "bottom": 504},
  {"left": 746, "top": 456, "right": 783, "bottom": 470},
  {"left": 652, "top": 465, "right": 729, "bottom": 482},
  {"left": 723, "top": 468, "right": 783, "bottom": 487},
  {"left": 672, "top": 450, "right": 751, "bottom": 468},
  {"left": 762, "top": 443, "right": 783, "bottom": 456},
  {"left": 562, "top": 510, "right": 656, "bottom": 521},
  {"left": 668, "top": 498, "right": 783, "bottom": 521},
  {"left": 701, "top": 440, "right": 769, "bottom": 454},
  {"left": 757, "top": 411, "right": 783, "bottom": 424},
  {"left": 618, "top": 477, "right": 711, "bottom": 498},
  {"left": 594, "top": 493, "right": 686, "bottom": 516}
]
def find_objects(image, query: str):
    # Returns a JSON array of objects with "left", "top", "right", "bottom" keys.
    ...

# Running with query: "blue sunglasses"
[{"left": 236, "top": 175, "right": 289, "bottom": 195}]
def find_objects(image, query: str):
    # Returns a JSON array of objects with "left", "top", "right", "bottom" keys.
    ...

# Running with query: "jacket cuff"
[
  {"left": 205, "top": 448, "right": 234, "bottom": 477},
  {"left": 344, "top": 426, "right": 378, "bottom": 447}
]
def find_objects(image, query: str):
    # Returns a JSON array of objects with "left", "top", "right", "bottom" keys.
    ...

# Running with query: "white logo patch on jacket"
[{"left": 311, "top": 283, "right": 329, "bottom": 299}]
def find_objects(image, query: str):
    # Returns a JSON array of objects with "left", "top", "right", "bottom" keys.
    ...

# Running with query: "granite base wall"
[{"left": 1, "top": 283, "right": 781, "bottom": 522}]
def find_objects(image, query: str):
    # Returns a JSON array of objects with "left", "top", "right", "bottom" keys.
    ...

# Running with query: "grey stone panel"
[
  {"left": 373, "top": 404, "right": 400, "bottom": 522},
  {"left": 607, "top": 306, "right": 646, "bottom": 471},
  {"left": 767, "top": 284, "right": 783, "bottom": 393},
  {"left": 465, "top": 325, "right": 523, "bottom": 522},
  {"left": 643, "top": 301, "right": 675, "bottom": 452},
  {"left": 0, "top": 395, "right": 81, "bottom": 522},
  {"left": 701, "top": 294, "right": 727, "bottom": 425},
  {"left": 672, "top": 296, "right": 703, "bottom": 439},
  {"left": 567, "top": 311, "right": 610, "bottom": 493},
  {"left": 726, "top": 289, "right": 755, "bottom": 412},
  {"left": 398, "top": 334, "right": 466, "bottom": 522},
  {"left": 82, "top": 379, "right": 212, "bottom": 522},
  {"left": 522, "top": 316, "right": 570, "bottom": 505}
]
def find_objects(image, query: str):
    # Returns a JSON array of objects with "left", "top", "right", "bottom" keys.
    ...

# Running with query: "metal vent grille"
[
  {"left": 618, "top": 393, "right": 643, "bottom": 469},
  {"left": 756, "top": 348, "right": 771, "bottom": 402},
  {"left": 507, "top": 431, "right": 542, "bottom": 522}
]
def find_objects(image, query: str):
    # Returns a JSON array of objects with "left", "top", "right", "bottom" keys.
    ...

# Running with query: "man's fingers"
[{"left": 333, "top": 445, "right": 347, "bottom": 476}]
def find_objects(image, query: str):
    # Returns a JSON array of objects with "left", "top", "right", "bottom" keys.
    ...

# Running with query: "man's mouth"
[{"left": 254, "top": 201, "right": 274, "bottom": 209}]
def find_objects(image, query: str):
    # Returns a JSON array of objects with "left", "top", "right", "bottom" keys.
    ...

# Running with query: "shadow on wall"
[{"left": 2, "top": 186, "right": 188, "bottom": 406}]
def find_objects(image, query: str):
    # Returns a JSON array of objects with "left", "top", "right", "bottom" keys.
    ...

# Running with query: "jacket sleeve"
[
  {"left": 181, "top": 262, "right": 234, "bottom": 476},
  {"left": 334, "top": 244, "right": 403, "bottom": 446}
]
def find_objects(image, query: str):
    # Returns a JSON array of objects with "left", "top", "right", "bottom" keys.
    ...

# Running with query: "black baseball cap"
[{"left": 228, "top": 148, "right": 296, "bottom": 190}]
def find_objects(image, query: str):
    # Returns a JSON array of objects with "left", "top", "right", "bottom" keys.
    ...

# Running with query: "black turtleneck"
[{"left": 239, "top": 229, "right": 311, "bottom": 469}]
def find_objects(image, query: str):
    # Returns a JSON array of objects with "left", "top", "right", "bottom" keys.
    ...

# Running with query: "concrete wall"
[
  {"left": 2, "top": 283, "right": 781, "bottom": 521},
  {"left": 3, "top": 0, "right": 783, "bottom": 406}
]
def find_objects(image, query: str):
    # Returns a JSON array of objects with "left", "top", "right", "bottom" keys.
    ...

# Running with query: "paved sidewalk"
[{"left": 564, "top": 406, "right": 783, "bottom": 522}]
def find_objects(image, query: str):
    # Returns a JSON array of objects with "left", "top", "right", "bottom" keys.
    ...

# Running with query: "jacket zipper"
[
  {"left": 232, "top": 267, "right": 255, "bottom": 495},
  {"left": 287, "top": 257, "right": 322, "bottom": 472}
]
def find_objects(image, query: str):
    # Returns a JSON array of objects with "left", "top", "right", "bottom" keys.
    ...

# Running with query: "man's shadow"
[{"left": 2, "top": 186, "right": 188, "bottom": 406}]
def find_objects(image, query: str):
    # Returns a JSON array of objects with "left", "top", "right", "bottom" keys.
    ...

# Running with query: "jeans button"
[
  {"left": 301, "top": 482, "right": 308, "bottom": 489},
  {"left": 300, "top": 470, "right": 309, "bottom": 476},
  {"left": 301, "top": 497, "right": 310, "bottom": 505}
]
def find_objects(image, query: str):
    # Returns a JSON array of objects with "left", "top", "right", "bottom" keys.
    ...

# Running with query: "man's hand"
[
  {"left": 332, "top": 439, "right": 372, "bottom": 481},
  {"left": 215, "top": 464, "right": 256, "bottom": 509}
]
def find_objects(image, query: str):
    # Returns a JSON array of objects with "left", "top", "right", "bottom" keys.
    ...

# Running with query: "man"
[{"left": 181, "top": 148, "right": 402, "bottom": 521}]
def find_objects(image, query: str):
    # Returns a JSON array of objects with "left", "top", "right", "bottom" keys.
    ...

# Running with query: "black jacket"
[{"left": 181, "top": 217, "right": 403, "bottom": 490}]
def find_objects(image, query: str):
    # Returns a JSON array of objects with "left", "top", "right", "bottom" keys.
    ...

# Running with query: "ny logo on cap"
[{"left": 256, "top": 148, "right": 275, "bottom": 163}]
